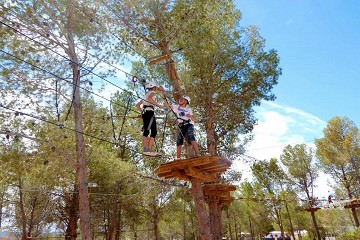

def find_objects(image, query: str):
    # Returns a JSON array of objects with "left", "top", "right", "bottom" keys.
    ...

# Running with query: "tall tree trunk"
[
  {"left": 209, "top": 199, "right": 218, "bottom": 238},
  {"left": 0, "top": 187, "right": 6, "bottom": 229},
  {"left": 64, "top": 0, "right": 92, "bottom": 238},
  {"left": 226, "top": 208, "right": 234, "bottom": 240},
  {"left": 27, "top": 196, "right": 38, "bottom": 239},
  {"left": 66, "top": 0, "right": 92, "bottom": 237},
  {"left": 275, "top": 209, "right": 285, "bottom": 240},
  {"left": 108, "top": 201, "right": 119, "bottom": 240},
  {"left": 183, "top": 201, "right": 186, "bottom": 240},
  {"left": 18, "top": 180, "right": 27, "bottom": 240},
  {"left": 115, "top": 204, "right": 122, "bottom": 240},
  {"left": 347, "top": 185, "right": 360, "bottom": 227},
  {"left": 310, "top": 211, "right": 321, "bottom": 240},
  {"left": 151, "top": 195, "right": 160, "bottom": 240},
  {"left": 210, "top": 200, "right": 223, "bottom": 240},
  {"left": 284, "top": 201, "right": 296, "bottom": 240},
  {"left": 65, "top": 184, "right": 79, "bottom": 240},
  {"left": 72, "top": 66, "right": 92, "bottom": 239},
  {"left": 350, "top": 207, "right": 360, "bottom": 227},
  {"left": 191, "top": 178, "right": 212, "bottom": 240}
]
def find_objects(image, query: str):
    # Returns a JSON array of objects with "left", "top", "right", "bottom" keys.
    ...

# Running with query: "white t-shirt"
[
  {"left": 142, "top": 90, "right": 155, "bottom": 110},
  {"left": 171, "top": 105, "right": 194, "bottom": 125}
]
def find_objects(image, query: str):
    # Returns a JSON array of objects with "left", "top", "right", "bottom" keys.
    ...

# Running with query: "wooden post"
[
  {"left": 154, "top": 156, "right": 232, "bottom": 240},
  {"left": 191, "top": 179, "right": 212, "bottom": 240}
]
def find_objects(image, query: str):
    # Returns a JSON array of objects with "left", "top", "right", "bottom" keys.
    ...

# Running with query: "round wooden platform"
[
  {"left": 154, "top": 155, "right": 232, "bottom": 182},
  {"left": 203, "top": 184, "right": 237, "bottom": 204},
  {"left": 303, "top": 207, "right": 321, "bottom": 212},
  {"left": 344, "top": 199, "right": 360, "bottom": 209}
]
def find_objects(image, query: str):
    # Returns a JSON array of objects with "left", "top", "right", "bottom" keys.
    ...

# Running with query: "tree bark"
[
  {"left": 27, "top": 196, "right": 38, "bottom": 239},
  {"left": 351, "top": 206, "right": 360, "bottom": 227},
  {"left": 18, "top": 180, "right": 27, "bottom": 240},
  {"left": 346, "top": 185, "right": 360, "bottom": 227},
  {"left": 65, "top": 0, "right": 92, "bottom": 238},
  {"left": 73, "top": 67, "right": 92, "bottom": 239},
  {"left": 226, "top": 207, "right": 233, "bottom": 240},
  {"left": 209, "top": 198, "right": 223, "bottom": 240},
  {"left": 115, "top": 204, "right": 122, "bottom": 240},
  {"left": 310, "top": 211, "right": 321, "bottom": 240},
  {"left": 65, "top": 185, "right": 79, "bottom": 240},
  {"left": 284, "top": 201, "right": 296, "bottom": 240},
  {"left": 108, "top": 201, "right": 119, "bottom": 240},
  {"left": 190, "top": 178, "right": 212, "bottom": 240},
  {"left": 0, "top": 188, "right": 5, "bottom": 229}
]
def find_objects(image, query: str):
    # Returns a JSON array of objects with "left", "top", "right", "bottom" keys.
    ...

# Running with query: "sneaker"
[
  {"left": 143, "top": 151, "right": 152, "bottom": 156},
  {"left": 143, "top": 152, "right": 161, "bottom": 157}
]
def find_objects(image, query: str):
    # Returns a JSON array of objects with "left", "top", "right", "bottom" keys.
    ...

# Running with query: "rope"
[
  {"left": 64, "top": 69, "right": 79, "bottom": 122},
  {"left": 117, "top": 94, "right": 133, "bottom": 145},
  {"left": 55, "top": 80, "right": 60, "bottom": 122},
  {"left": 0, "top": 19, "right": 157, "bottom": 109},
  {"left": 109, "top": 100, "right": 117, "bottom": 144}
]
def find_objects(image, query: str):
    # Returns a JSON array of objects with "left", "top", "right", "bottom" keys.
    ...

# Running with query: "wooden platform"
[
  {"left": 344, "top": 199, "right": 360, "bottom": 208},
  {"left": 203, "top": 184, "right": 237, "bottom": 204},
  {"left": 154, "top": 156, "right": 232, "bottom": 182},
  {"left": 303, "top": 207, "right": 321, "bottom": 212}
]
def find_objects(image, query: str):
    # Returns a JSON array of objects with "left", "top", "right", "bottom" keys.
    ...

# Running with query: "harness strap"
[{"left": 143, "top": 105, "right": 154, "bottom": 109}]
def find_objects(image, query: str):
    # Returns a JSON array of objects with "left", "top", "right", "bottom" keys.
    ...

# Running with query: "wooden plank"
[
  {"left": 154, "top": 156, "right": 213, "bottom": 174},
  {"left": 172, "top": 168, "right": 191, "bottom": 181},
  {"left": 148, "top": 54, "right": 170, "bottom": 65},
  {"left": 304, "top": 207, "right": 321, "bottom": 212},
  {"left": 185, "top": 166, "right": 217, "bottom": 182},
  {"left": 203, "top": 190, "right": 230, "bottom": 197},
  {"left": 154, "top": 156, "right": 232, "bottom": 182},
  {"left": 205, "top": 185, "right": 236, "bottom": 191},
  {"left": 220, "top": 198, "right": 234, "bottom": 205}
]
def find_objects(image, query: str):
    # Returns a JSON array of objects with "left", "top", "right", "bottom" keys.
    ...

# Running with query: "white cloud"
[
  {"left": 236, "top": 101, "right": 333, "bottom": 198},
  {"left": 245, "top": 101, "right": 326, "bottom": 160}
]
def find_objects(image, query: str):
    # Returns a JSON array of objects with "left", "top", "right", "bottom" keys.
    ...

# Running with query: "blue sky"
[
  {"left": 236, "top": 0, "right": 360, "bottom": 127},
  {"left": 233, "top": 0, "right": 360, "bottom": 198}
]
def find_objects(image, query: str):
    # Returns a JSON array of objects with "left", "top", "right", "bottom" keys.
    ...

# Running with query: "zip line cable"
[
  {"left": 0, "top": 51, "right": 176, "bottom": 156},
  {"left": 99, "top": 0, "right": 160, "bottom": 51},
  {"left": 117, "top": 94, "right": 133, "bottom": 144},
  {"left": 109, "top": 100, "right": 118, "bottom": 144},
  {"left": 0, "top": 19, "right": 134, "bottom": 94},
  {"left": 0, "top": 15, "right": 182, "bottom": 106},
  {"left": 0, "top": 105, "right": 141, "bottom": 155},
  {"left": 55, "top": 80, "right": 60, "bottom": 122},
  {"left": 0, "top": 18, "right": 169, "bottom": 116},
  {"left": 63, "top": 69, "right": 79, "bottom": 122},
  {"left": 0, "top": 49, "right": 140, "bottom": 116},
  {"left": 0, "top": 105, "right": 176, "bottom": 160},
  {"left": 0, "top": 20, "right": 179, "bottom": 152},
  {"left": 2, "top": 8, "right": 161, "bottom": 85}
]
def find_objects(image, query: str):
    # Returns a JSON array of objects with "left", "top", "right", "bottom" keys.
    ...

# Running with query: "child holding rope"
[
  {"left": 136, "top": 81, "right": 163, "bottom": 156},
  {"left": 162, "top": 93, "right": 199, "bottom": 159}
]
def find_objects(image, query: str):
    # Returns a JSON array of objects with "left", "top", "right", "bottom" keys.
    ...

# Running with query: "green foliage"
[
  {"left": 280, "top": 144, "right": 319, "bottom": 198},
  {"left": 337, "top": 227, "right": 360, "bottom": 240},
  {"left": 315, "top": 116, "right": 360, "bottom": 199}
]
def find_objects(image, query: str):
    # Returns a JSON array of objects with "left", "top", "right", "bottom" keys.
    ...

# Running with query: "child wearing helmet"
[
  {"left": 162, "top": 94, "right": 199, "bottom": 159},
  {"left": 135, "top": 81, "right": 163, "bottom": 156}
]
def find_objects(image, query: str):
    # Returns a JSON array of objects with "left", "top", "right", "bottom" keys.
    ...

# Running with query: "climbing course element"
[
  {"left": 154, "top": 155, "right": 231, "bottom": 182},
  {"left": 203, "top": 184, "right": 237, "bottom": 205}
]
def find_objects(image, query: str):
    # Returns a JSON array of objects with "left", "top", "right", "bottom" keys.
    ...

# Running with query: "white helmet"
[
  {"left": 182, "top": 95, "right": 191, "bottom": 104},
  {"left": 145, "top": 81, "right": 157, "bottom": 89}
]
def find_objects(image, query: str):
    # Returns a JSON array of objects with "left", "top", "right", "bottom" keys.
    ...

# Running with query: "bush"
[{"left": 336, "top": 227, "right": 360, "bottom": 240}]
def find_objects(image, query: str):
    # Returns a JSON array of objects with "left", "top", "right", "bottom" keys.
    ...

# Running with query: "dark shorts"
[
  {"left": 142, "top": 110, "right": 157, "bottom": 138},
  {"left": 176, "top": 124, "right": 196, "bottom": 146}
]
